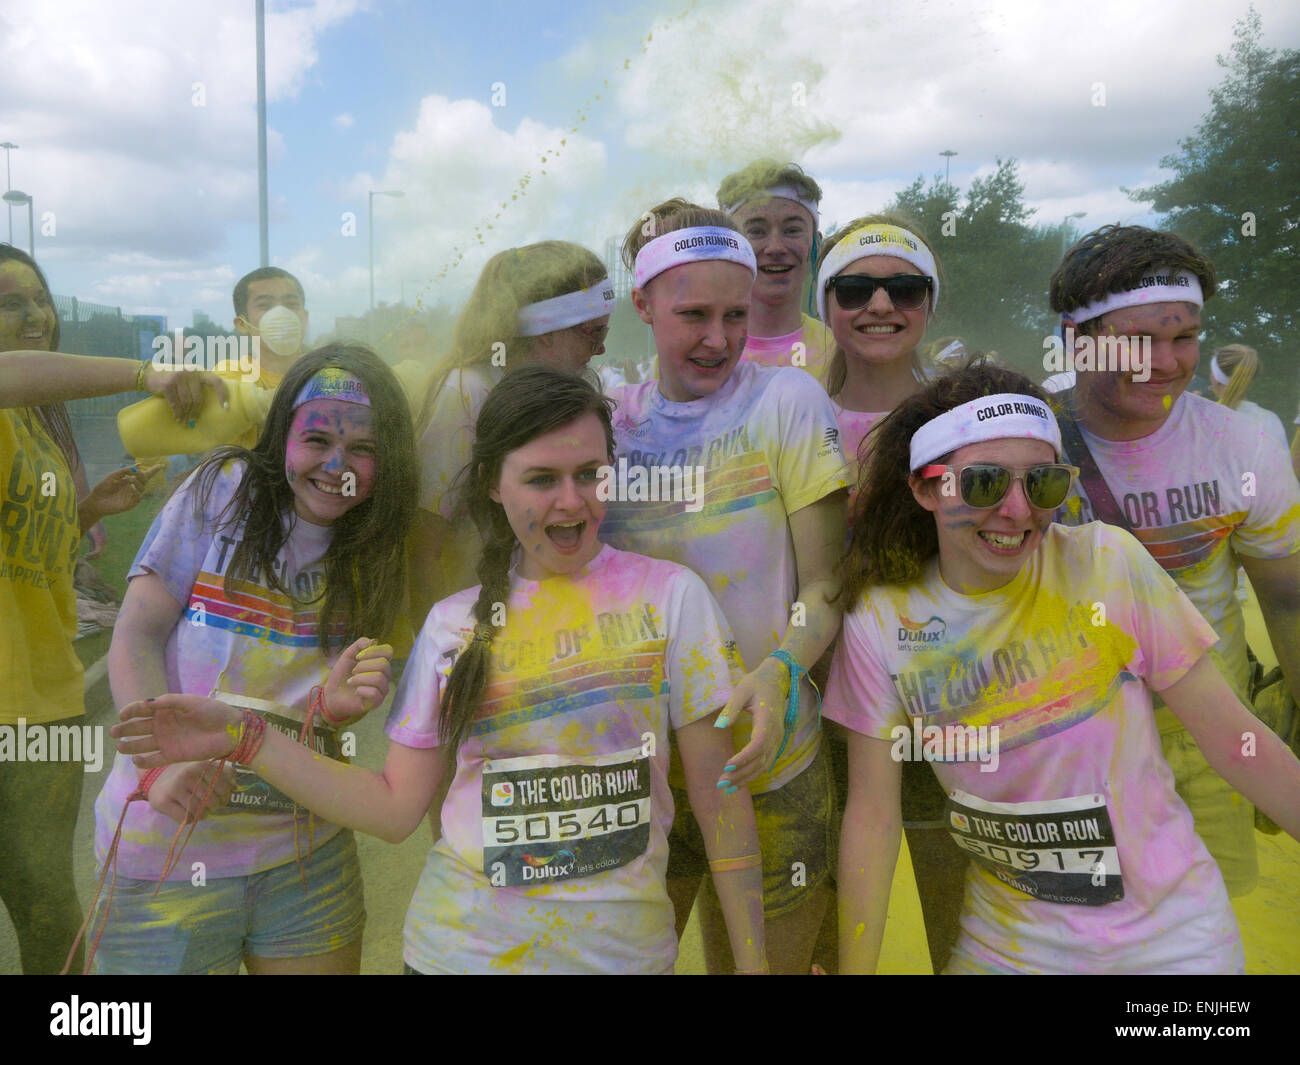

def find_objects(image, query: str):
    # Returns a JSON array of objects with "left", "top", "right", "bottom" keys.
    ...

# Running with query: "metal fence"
[{"left": 53, "top": 296, "right": 164, "bottom": 419}]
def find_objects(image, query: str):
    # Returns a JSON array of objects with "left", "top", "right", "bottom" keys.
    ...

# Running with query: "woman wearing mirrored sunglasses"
[{"left": 826, "top": 359, "right": 1300, "bottom": 974}]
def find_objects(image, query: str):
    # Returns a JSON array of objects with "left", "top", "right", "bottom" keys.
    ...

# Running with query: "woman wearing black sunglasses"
[
  {"left": 815, "top": 213, "right": 941, "bottom": 493},
  {"left": 826, "top": 359, "right": 1300, "bottom": 974},
  {"left": 811, "top": 214, "right": 967, "bottom": 974}
]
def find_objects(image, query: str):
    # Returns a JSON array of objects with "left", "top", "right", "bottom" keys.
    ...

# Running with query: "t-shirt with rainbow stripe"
[
  {"left": 602, "top": 362, "right": 850, "bottom": 793},
  {"left": 385, "top": 545, "right": 741, "bottom": 973},
  {"left": 95, "top": 460, "right": 348, "bottom": 879},
  {"left": 825, "top": 522, "right": 1240, "bottom": 973}
]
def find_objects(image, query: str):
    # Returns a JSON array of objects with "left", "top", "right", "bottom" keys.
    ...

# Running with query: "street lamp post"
[
  {"left": 3, "top": 190, "right": 33, "bottom": 256},
  {"left": 1062, "top": 211, "right": 1086, "bottom": 256},
  {"left": 0, "top": 142, "right": 17, "bottom": 244},
  {"left": 940, "top": 150, "right": 958, "bottom": 187},
  {"left": 368, "top": 189, "right": 404, "bottom": 313}
]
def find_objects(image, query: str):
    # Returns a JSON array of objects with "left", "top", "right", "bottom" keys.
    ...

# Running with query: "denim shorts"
[
  {"left": 90, "top": 828, "right": 365, "bottom": 974},
  {"left": 667, "top": 742, "right": 837, "bottom": 917}
]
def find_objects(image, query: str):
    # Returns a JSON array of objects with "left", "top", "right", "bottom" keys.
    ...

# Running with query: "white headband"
[
  {"left": 1209, "top": 353, "right": 1231, "bottom": 387},
  {"left": 633, "top": 226, "right": 758, "bottom": 290},
  {"left": 723, "top": 184, "right": 820, "bottom": 227},
  {"left": 816, "top": 224, "right": 939, "bottom": 322},
  {"left": 517, "top": 281, "right": 616, "bottom": 337},
  {"left": 1063, "top": 270, "right": 1204, "bottom": 326},
  {"left": 909, "top": 393, "right": 1061, "bottom": 472}
]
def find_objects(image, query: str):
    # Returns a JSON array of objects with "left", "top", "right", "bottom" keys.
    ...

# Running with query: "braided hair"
[{"left": 438, "top": 364, "right": 616, "bottom": 755}]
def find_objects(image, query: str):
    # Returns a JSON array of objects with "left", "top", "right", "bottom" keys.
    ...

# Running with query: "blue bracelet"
[{"left": 767, "top": 650, "right": 822, "bottom": 767}]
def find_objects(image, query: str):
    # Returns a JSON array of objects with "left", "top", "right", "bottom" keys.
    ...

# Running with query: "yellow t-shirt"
[{"left": 1, "top": 408, "right": 83, "bottom": 725}]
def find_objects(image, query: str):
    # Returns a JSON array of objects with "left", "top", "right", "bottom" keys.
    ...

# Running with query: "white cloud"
[
  {"left": 334, "top": 112, "right": 355, "bottom": 130},
  {"left": 323, "top": 94, "right": 611, "bottom": 321},
  {"left": 0, "top": 1, "right": 359, "bottom": 266},
  {"left": 610, "top": 0, "right": 1300, "bottom": 220}
]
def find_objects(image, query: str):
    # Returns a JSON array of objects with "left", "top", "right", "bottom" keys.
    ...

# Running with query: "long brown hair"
[
  {"left": 191, "top": 344, "right": 418, "bottom": 653},
  {"left": 438, "top": 365, "right": 616, "bottom": 756},
  {"left": 837, "top": 357, "right": 1048, "bottom": 607},
  {"left": 0, "top": 246, "right": 79, "bottom": 472}
]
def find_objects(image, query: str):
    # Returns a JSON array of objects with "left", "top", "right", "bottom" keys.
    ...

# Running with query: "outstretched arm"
[
  {"left": 0, "top": 350, "right": 226, "bottom": 418},
  {"left": 1159, "top": 653, "right": 1300, "bottom": 839},
  {"left": 115, "top": 691, "right": 444, "bottom": 844}
]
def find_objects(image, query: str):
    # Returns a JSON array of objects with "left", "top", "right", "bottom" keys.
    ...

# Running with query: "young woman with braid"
[{"left": 116, "top": 365, "right": 768, "bottom": 974}]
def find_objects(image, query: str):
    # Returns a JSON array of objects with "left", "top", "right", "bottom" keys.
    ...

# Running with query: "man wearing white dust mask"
[{"left": 234, "top": 267, "right": 309, "bottom": 385}]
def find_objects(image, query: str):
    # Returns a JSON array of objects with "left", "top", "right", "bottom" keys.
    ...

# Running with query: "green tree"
[
  {"left": 1127, "top": 6, "right": 1300, "bottom": 423},
  {"left": 883, "top": 158, "right": 1065, "bottom": 377}
]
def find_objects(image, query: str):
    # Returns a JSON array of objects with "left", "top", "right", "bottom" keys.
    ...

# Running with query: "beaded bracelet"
[{"left": 134, "top": 359, "right": 149, "bottom": 392}]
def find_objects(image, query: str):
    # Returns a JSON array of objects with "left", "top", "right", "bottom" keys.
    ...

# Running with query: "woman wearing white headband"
[
  {"left": 599, "top": 198, "right": 850, "bottom": 974},
  {"left": 827, "top": 359, "right": 1300, "bottom": 974},
  {"left": 716, "top": 160, "right": 834, "bottom": 380},
  {"left": 1208, "top": 344, "right": 1289, "bottom": 449},
  {"left": 816, "top": 214, "right": 942, "bottom": 492},
  {"left": 409, "top": 241, "right": 615, "bottom": 624},
  {"left": 88, "top": 346, "right": 417, "bottom": 974},
  {"left": 812, "top": 213, "right": 965, "bottom": 973}
]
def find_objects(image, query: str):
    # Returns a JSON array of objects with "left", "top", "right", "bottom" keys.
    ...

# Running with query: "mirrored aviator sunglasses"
[
  {"left": 827, "top": 273, "right": 932, "bottom": 311},
  {"left": 920, "top": 463, "right": 1080, "bottom": 510}
]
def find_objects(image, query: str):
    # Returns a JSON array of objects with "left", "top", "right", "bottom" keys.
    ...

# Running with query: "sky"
[{"left": 2, "top": 0, "right": 1297, "bottom": 336}]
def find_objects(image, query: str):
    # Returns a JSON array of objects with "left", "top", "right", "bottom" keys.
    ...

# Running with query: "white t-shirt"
[
  {"left": 415, "top": 365, "right": 501, "bottom": 519},
  {"left": 95, "top": 460, "right": 346, "bottom": 879},
  {"left": 1231, "top": 399, "right": 1290, "bottom": 450},
  {"left": 825, "top": 522, "right": 1242, "bottom": 974},
  {"left": 1058, "top": 392, "right": 1300, "bottom": 723},
  {"left": 603, "top": 362, "right": 850, "bottom": 791},
  {"left": 385, "top": 545, "right": 741, "bottom": 974}
]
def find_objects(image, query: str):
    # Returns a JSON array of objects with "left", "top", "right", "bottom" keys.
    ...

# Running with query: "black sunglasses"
[{"left": 826, "top": 273, "right": 932, "bottom": 312}]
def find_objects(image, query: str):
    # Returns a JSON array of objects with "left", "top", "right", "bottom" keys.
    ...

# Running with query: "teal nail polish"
[
  {"left": 724, "top": 765, "right": 736, "bottom": 772},
  {"left": 725, "top": 785, "right": 738, "bottom": 795},
  {"left": 714, "top": 715, "right": 729, "bottom": 728},
  {"left": 188, "top": 419, "right": 196, "bottom": 428},
  {"left": 716, "top": 780, "right": 727, "bottom": 789}
]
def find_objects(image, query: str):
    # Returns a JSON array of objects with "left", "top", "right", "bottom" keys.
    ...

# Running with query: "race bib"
[
  {"left": 482, "top": 747, "right": 652, "bottom": 887},
  {"left": 947, "top": 788, "right": 1124, "bottom": 906},
  {"left": 210, "top": 692, "right": 341, "bottom": 816}
]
